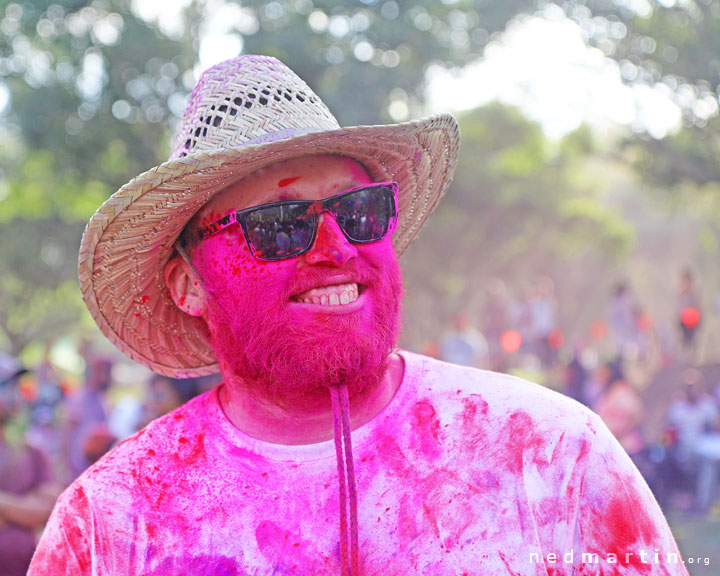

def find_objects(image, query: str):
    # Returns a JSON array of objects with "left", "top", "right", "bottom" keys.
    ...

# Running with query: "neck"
[{"left": 218, "top": 352, "right": 404, "bottom": 445}]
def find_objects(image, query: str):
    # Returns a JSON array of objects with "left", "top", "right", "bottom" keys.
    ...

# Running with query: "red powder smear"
[
  {"left": 411, "top": 400, "right": 442, "bottom": 459},
  {"left": 601, "top": 495, "right": 658, "bottom": 572},
  {"left": 255, "top": 520, "right": 323, "bottom": 571},
  {"left": 397, "top": 494, "right": 419, "bottom": 541},
  {"left": 278, "top": 176, "right": 301, "bottom": 188},
  {"left": 57, "top": 485, "right": 92, "bottom": 573},
  {"left": 501, "top": 411, "right": 546, "bottom": 474},
  {"left": 189, "top": 433, "right": 206, "bottom": 461},
  {"left": 422, "top": 501, "right": 441, "bottom": 539},
  {"left": 460, "top": 395, "right": 489, "bottom": 429},
  {"left": 498, "top": 551, "right": 521, "bottom": 576}
]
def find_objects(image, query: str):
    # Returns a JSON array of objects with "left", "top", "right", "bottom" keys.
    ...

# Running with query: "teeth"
[{"left": 294, "top": 283, "right": 359, "bottom": 306}]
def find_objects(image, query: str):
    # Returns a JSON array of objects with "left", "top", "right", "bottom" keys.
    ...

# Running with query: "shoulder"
[
  {"left": 71, "top": 388, "right": 217, "bottom": 498},
  {"left": 400, "top": 350, "right": 599, "bottom": 437}
]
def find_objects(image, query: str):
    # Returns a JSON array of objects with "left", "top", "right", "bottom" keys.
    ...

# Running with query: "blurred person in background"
[
  {"left": 0, "top": 355, "right": 62, "bottom": 576},
  {"left": 419, "top": 340, "right": 440, "bottom": 360},
  {"left": 585, "top": 359, "right": 623, "bottom": 412},
  {"left": 480, "top": 278, "right": 510, "bottom": 370},
  {"left": 526, "top": 277, "right": 558, "bottom": 369},
  {"left": 563, "top": 345, "right": 588, "bottom": 406},
  {"left": 142, "top": 374, "right": 203, "bottom": 425},
  {"left": 25, "top": 345, "right": 66, "bottom": 482},
  {"left": 594, "top": 360, "right": 647, "bottom": 470},
  {"left": 64, "top": 355, "right": 113, "bottom": 481},
  {"left": 607, "top": 282, "right": 638, "bottom": 361},
  {"left": 676, "top": 268, "right": 701, "bottom": 357},
  {"left": 666, "top": 369, "right": 720, "bottom": 512},
  {"left": 439, "top": 312, "right": 488, "bottom": 368}
]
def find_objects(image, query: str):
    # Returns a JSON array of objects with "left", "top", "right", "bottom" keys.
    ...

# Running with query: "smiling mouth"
[{"left": 291, "top": 283, "right": 362, "bottom": 306}]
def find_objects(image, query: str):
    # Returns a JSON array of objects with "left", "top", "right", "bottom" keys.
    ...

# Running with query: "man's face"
[{"left": 184, "top": 154, "right": 403, "bottom": 399}]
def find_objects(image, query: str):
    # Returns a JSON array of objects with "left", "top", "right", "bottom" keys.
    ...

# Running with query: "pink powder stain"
[
  {"left": 498, "top": 551, "right": 521, "bottom": 576},
  {"left": 533, "top": 496, "right": 560, "bottom": 527},
  {"left": 278, "top": 176, "right": 301, "bottom": 187},
  {"left": 396, "top": 492, "right": 423, "bottom": 543},
  {"left": 409, "top": 400, "right": 442, "bottom": 460},
  {"left": 424, "top": 468, "right": 488, "bottom": 550},
  {"left": 188, "top": 433, "right": 206, "bottom": 461},
  {"left": 459, "top": 395, "right": 489, "bottom": 434},
  {"left": 142, "top": 555, "right": 245, "bottom": 576},
  {"left": 500, "top": 411, "right": 547, "bottom": 474},
  {"left": 47, "top": 484, "right": 92, "bottom": 573},
  {"left": 255, "top": 520, "right": 332, "bottom": 572},
  {"left": 600, "top": 495, "right": 658, "bottom": 572},
  {"left": 372, "top": 430, "right": 412, "bottom": 472}
]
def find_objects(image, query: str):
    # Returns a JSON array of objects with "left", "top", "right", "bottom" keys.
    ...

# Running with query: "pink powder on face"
[{"left": 193, "top": 228, "right": 403, "bottom": 400}]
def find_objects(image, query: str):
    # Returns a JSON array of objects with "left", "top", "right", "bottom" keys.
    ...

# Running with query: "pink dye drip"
[
  {"left": 330, "top": 383, "right": 359, "bottom": 576},
  {"left": 278, "top": 176, "right": 301, "bottom": 188}
]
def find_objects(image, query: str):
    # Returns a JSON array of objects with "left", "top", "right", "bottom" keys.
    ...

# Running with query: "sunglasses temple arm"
[
  {"left": 197, "top": 212, "right": 240, "bottom": 240},
  {"left": 174, "top": 243, "right": 205, "bottom": 283}
]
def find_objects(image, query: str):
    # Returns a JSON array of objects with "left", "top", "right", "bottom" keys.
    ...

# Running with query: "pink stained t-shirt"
[{"left": 29, "top": 351, "right": 688, "bottom": 575}]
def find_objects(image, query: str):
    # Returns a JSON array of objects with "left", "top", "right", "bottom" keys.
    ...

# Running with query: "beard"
[{"left": 201, "top": 253, "right": 403, "bottom": 405}]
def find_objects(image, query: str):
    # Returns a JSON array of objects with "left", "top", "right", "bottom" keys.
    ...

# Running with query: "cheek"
[
  {"left": 193, "top": 237, "right": 293, "bottom": 293},
  {"left": 358, "top": 237, "right": 397, "bottom": 268}
]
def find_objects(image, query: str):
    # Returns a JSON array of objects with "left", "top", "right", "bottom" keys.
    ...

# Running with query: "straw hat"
[{"left": 78, "top": 55, "right": 460, "bottom": 377}]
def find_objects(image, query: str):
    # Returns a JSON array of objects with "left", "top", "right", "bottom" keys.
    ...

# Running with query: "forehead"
[{"left": 194, "top": 155, "right": 371, "bottom": 225}]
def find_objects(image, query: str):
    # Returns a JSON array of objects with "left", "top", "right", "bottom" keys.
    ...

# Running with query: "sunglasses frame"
[{"left": 196, "top": 181, "right": 399, "bottom": 261}]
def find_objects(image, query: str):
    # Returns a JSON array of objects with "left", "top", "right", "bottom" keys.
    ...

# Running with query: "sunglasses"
[{"left": 196, "top": 181, "right": 399, "bottom": 261}]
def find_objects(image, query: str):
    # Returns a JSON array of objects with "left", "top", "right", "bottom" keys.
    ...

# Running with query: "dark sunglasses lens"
[
  {"left": 331, "top": 185, "right": 396, "bottom": 242},
  {"left": 245, "top": 203, "right": 314, "bottom": 259}
]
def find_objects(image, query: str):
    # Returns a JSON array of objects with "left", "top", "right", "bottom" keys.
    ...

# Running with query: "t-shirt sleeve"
[
  {"left": 574, "top": 413, "right": 689, "bottom": 575},
  {"left": 27, "top": 483, "right": 94, "bottom": 575}
]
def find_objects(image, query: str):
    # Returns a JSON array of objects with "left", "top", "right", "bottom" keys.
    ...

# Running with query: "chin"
[{"left": 209, "top": 282, "right": 402, "bottom": 400}]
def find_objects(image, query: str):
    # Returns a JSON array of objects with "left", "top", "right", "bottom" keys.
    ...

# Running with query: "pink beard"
[{"left": 200, "top": 252, "right": 404, "bottom": 403}]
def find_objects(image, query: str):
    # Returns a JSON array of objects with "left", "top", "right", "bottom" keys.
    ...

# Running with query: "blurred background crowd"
[{"left": 2, "top": 0, "right": 720, "bottom": 574}]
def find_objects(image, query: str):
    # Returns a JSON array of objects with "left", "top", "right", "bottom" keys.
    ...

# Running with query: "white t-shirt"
[
  {"left": 30, "top": 351, "right": 687, "bottom": 575},
  {"left": 668, "top": 396, "right": 719, "bottom": 459}
]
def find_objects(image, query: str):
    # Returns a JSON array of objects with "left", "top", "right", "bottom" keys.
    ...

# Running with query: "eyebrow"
[{"left": 272, "top": 180, "right": 362, "bottom": 203}]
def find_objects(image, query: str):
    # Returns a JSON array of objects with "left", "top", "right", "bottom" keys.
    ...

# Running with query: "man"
[{"left": 30, "top": 55, "right": 687, "bottom": 575}]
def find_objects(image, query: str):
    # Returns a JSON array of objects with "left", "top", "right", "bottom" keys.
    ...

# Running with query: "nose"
[{"left": 303, "top": 213, "right": 358, "bottom": 266}]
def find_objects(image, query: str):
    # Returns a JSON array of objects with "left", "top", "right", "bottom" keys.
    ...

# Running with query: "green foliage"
[
  {"left": 0, "top": 216, "right": 86, "bottom": 353},
  {"left": 0, "top": 0, "right": 196, "bottom": 353},
  {"left": 238, "top": 0, "right": 537, "bottom": 124},
  {"left": 401, "top": 104, "right": 632, "bottom": 342},
  {"left": 627, "top": 114, "right": 720, "bottom": 189}
]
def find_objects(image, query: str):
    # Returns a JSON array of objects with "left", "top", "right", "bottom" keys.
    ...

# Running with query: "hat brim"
[{"left": 79, "top": 114, "right": 459, "bottom": 377}]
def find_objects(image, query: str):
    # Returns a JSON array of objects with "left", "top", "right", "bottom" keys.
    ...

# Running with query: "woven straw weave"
[{"left": 79, "top": 55, "right": 460, "bottom": 377}]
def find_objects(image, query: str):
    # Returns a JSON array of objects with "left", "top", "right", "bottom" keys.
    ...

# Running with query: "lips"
[{"left": 292, "top": 283, "right": 360, "bottom": 306}]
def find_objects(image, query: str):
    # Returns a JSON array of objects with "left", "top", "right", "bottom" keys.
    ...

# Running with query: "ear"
[{"left": 164, "top": 252, "right": 207, "bottom": 317}]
